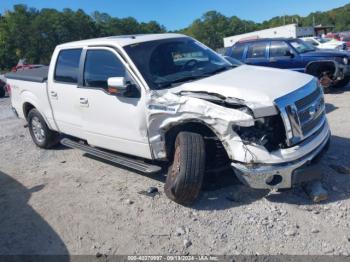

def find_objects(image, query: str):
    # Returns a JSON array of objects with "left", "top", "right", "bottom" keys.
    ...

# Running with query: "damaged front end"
[
  {"left": 233, "top": 115, "right": 286, "bottom": 152},
  {"left": 146, "top": 79, "right": 330, "bottom": 190},
  {"left": 231, "top": 80, "right": 331, "bottom": 189}
]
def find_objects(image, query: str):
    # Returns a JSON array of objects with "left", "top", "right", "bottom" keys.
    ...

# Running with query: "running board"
[{"left": 60, "top": 138, "right": 162, "bottom": 174}]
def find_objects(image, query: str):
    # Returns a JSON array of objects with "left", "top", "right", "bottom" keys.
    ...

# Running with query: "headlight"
[
  {"left": 336, "top": 56, "right": 349, "bottom": 65},
  {"left": 232, "top": 115, "right": 286, "bottom": 152}
]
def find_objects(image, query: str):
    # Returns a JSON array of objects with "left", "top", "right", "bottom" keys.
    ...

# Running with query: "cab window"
[
  {"left": 83, "top": 50, "right": 125, "bottom": 89},
  {"left": 270, "top": 41, "right": 293, "bottom": 57},
  {"left": 247, "top": 42, "right": 267, "bottom": 59},
  {"left": 231, "top": 43, "right": 245, "bottom": 59},
  {"left": 54, "top": 49, "right": 82, "bottom": 83}
]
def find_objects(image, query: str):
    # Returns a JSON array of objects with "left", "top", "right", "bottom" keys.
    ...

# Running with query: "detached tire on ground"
[
  {"left": 164, "top": 132, "right": 206, "bottom": 205},
  {"left": 28, "top": 108, "right": 59, "bottom": 149}
]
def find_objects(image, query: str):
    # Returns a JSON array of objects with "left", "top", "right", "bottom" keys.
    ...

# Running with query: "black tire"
[
  {"left": 28, "top": 108, "right": 59, "bottom": 149},
  {"left": 164, "top": 132, "right": 206, "bottom": 205},
  {"left": 0, "top": 86, "right": 5, "bottom": 98}
]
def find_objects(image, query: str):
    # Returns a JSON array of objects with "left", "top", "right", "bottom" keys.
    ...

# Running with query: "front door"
[
  {"left": 268, "top": 41, "right": 304, "bottom": 72},
  {"left": 78, "top": 47, "right": 152, "bottom": 159}
]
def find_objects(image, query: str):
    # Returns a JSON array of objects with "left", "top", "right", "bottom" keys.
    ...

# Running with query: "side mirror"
[
  {"left": 107, "top": 77, "right": 140, "bottom": 98},
  {"left": 107, "top": 77, "right": 127, "bottom": 95},
  {"left": 285, "top": 50, "right": 295, "bottom": 58}
]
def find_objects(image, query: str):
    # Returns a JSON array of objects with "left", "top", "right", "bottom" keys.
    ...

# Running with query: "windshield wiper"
[
  {"left": 156, "top": 75, "right": 207, "bottom": 89},
  {"left": 155, "top": 66, "right": 234, "bottom": 89}
]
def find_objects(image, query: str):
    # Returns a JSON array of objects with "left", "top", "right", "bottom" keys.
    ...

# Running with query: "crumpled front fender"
[{"left": 146, "top": 91, "right": 255, "bottom": 160}]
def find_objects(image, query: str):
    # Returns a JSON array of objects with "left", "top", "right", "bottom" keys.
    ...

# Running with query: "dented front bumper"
[{"left": 231, "top": 127, "right": 331, "bottom": 189}]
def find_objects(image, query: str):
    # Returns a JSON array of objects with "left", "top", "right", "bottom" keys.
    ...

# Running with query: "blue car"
[{"left": 225, "top": 38, "right": 350, "bottom": 91}]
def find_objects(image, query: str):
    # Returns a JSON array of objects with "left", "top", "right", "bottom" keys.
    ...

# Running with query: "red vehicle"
[
  {"left": 327, "top": 32, "right": 350, "bottom": 48},
  {"left": 11, "top": 59, "right": 44, "bottom": 72}
]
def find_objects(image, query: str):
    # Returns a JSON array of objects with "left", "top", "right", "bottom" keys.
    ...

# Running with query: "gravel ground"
[{"left": 0, "top": 86, "right": 350, "bottom": 256}]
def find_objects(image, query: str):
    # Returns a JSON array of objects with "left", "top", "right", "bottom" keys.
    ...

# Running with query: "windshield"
[
  {"left": 124, "top": 37, "right": 232, "bottom": 89},
  {"left": 290, "top": 39, "right": 316, "bottom": 53}
]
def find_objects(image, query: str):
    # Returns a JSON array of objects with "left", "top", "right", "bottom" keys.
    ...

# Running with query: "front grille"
[
  {"left": 295, "top": 88, "right": 321, "bottom": 110},
  {"left": 275, "top": 80, "right": 327, "bottom": 147},
  {"left": 301, "top": 110, "right": 325, "bottom": 134},
  {"left": 294, "top": 88, "right": 325, "bottom": 138}
]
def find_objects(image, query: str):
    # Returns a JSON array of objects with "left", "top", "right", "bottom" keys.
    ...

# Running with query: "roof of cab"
[
  {"left": 236, "top": 37, "right": 300, "bottom": 44},
  {"left": 57, "top": 33, "right": 187, "bottom": 49}
]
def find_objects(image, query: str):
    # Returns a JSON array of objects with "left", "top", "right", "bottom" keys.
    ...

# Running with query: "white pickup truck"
[{"left": 6, "top": 34, "right": 331, "bottom": 205}]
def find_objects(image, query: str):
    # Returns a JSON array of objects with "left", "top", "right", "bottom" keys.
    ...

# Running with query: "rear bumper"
[{"left": 231, "top": 129, "right": 331, "bottom": 189}]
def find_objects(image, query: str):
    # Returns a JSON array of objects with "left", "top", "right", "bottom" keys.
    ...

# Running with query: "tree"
[
  {"left": 0, "top": 5, "right": 166, "bottom": 69},
  {"left": 1, "top": 3, "right": 350, "bottom": 69}
]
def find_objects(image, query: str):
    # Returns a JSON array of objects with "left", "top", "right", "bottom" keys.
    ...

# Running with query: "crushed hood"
[{"left": 168, "top": 65, "right": 314, "bottom": 117}]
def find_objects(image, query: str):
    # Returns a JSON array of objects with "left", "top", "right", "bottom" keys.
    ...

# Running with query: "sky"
[{"left": 0, "top": 0, "right": 349, "bottom": 30}]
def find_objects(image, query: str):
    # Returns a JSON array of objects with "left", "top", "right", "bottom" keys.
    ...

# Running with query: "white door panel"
[
  {"left": 79, "top": 89, "right": 151, "bottom": 158},
  {"left": 80, "top": 48, "right": 151, "bottom": 159},
  {"left": 48, "top": 83, "right": 85, "bottom": 138}
]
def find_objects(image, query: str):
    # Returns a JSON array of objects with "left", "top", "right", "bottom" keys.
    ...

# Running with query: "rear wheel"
[
  {"left": 164, "top": 132, "right": 206, "bottom": 205},
  {"left": 28, "top": 109, "right": 59, "bottom": 149}
]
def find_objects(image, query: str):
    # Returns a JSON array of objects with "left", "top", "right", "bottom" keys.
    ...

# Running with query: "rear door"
[
  {"left": 245, "top": 42, "right": 270, "bottom": 66},
  {"left": 47, "top": 48, "right": 85, "bottom": 139}
]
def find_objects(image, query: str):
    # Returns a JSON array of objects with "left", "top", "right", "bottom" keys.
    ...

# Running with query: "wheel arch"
[
  {"left": 162, "top": 119, "right": 230, "bottom": 162},
  {"left": 305, "top": 60, "right": 338, "bottom": 77},
  {"left": 23, "top": 102, "right": 36, "bottom": 120},
  {"left": 21, "top": 99, "right": 53, "bottom": 130}
]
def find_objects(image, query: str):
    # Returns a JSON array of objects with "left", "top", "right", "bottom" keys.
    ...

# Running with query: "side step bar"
[{"left": 60, "top": 138, "right": 162, "bottom": 174}]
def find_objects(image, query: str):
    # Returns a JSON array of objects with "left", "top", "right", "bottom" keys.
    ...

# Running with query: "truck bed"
[{"left": 6, "top": 66, "right": 49, "bottom": 83}]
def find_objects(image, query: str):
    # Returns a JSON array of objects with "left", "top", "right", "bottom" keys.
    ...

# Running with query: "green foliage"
[
  {"left": 0, "top": 5, "right": 165, "bottom": 69},
  {"left": 0, "top": 3, "right": 350, "bottom": 69},
  {"left": 181, "top": 3, "right": 350, "bottom": 49}
]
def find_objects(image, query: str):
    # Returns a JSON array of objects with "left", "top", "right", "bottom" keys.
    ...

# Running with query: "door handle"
[
  {"left": 269, "top": 58, "right": 277, "bottom": 62},
  {"left": 50, "top": 91, "right": 58, "bottom": 97},
  {"left": 80, "top": 98, "right": 89, "bottom": 106}
]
